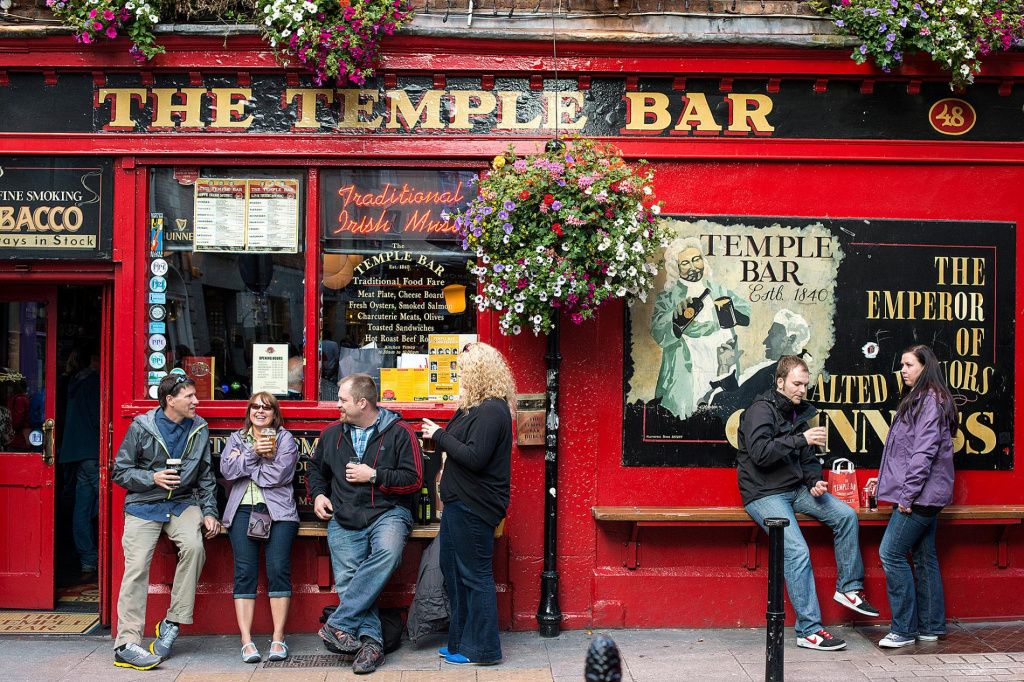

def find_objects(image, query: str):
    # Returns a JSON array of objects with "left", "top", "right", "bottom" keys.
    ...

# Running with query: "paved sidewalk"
[{"left": 2, "top": 624, "right": 1024, "bottom": 681}]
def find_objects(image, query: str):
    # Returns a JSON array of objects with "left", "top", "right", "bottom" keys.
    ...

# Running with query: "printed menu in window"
[{"left": 193, "top": 178, "right": 299, "bottom": 253}]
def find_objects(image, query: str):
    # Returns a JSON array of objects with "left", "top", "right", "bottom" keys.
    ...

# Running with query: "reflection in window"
[
  {"left": 1, "top": 301, "right": 46, "bottom": 452},
  {"left": 148, "top": 168, "right": 305, "bottom": 401}
]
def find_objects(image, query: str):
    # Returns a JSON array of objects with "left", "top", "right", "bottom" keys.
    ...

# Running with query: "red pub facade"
[{"left": 1, "top": 24, "right": 1023, "bottom": 637}]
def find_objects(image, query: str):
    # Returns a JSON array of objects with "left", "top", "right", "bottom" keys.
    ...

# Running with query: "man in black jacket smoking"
[
  {"left": 737, "top": 355, "right": 879, "bottom": 652},
  {"left": 310, "top": 373, "right": 422, "bottom": 675}
]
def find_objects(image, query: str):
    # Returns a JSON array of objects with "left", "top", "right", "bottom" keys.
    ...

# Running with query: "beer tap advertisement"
[{"left": 624, "top": 216, "right": 1015, "bottom": 470}]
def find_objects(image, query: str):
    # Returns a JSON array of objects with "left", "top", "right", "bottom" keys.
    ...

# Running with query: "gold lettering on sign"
[
  {"left": 387, "top": 89, "right": 446, "bottom": 130},
  {"left": 150, "top": 88, "right": 205, "bottom": 128},
  {"left": 286, "top": 88, "right": 335, "bottom": 128},
  {"left": 673, "top": 93, "right": 722, "bottom": 135},
  {"left": 209, "top": 88, "right": 253, "bottom": 128},
  {"left": 98, "top": 88, "right": 147, "bottom": 128},
  {"left": 496, "top": 91, "right": 542, "bottom": 130},
  {"left": 725, "top": 94, "right": 775, "bottom": 135},
  {"left": 337, "top": 90, "right": 382, "bottom": 129},
  {"left": 448, "top": 90, "right": 497, "bottom": 129},
  {"left": 623, "top": 92, "right": 672, "bottom": 131}
]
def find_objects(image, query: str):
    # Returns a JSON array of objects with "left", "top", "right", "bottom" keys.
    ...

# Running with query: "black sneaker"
[
  {"left": 352, "top": 640, "right": 384, "bottom": 674},
  {"left": 318, "top": 624, "right": 361, "bottom": 654},
  {"left": 796, "top": 628, "right": 847, "bottom": 651},
  {"left": 114, "top": 643, "right": 162, "bottom": 670},
  {"left": 833, "top": 589, "right": 881, "bottom": 617}
]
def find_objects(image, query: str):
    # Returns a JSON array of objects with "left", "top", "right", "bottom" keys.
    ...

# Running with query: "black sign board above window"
[{"left": 0, "top": 157, "right": 113, "bottom": 260}]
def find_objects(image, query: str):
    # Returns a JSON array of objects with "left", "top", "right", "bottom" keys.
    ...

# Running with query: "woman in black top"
[{"left": 421, "top": 342, "right": 515, "bottom": 666}]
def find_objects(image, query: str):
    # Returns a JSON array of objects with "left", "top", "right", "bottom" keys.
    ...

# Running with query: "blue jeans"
[
  {"left": 227, "top": 506, "right": 299, "bottom": 598},
  {"left": 879, "top": 508, "right": 945, "bottom": 638},
  {"left": 439, "top": 500, "right": 502, "bottom": 662},
  {"left": 327, "top": 506, "right": 412, "bottom": 645},
  {"left": 72, "top": 459, "right": 99, "bottom": 569},
  {"left": 745, "top": 489, "right": 865, "bottom": 637}
]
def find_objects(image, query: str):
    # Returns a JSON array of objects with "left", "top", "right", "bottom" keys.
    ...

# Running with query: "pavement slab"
[{"left": 2, "top": 623, "right": 1024, "bottom": 681}]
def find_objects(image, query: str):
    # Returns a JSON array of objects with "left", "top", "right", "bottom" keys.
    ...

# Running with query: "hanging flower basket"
[
  {"left": 257, "top": 0, "right": 414, "bottom": 85},
  {"left": 451, "top": 137, "right": 670, "bottom": 337},
  {"left": 48, "top": 0, "right": 164, "bottom": 62},
  {"left": 821, "top": 0, "right": 1024, "bottom": 88}
]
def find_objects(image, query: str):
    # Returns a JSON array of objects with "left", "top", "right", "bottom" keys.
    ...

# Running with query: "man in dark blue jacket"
[
  {"left": 310, "top": 373, "right": 422, "bottom": 675},
  {"left": 737, "top": 355, "right": 878, "bottom": 652}
]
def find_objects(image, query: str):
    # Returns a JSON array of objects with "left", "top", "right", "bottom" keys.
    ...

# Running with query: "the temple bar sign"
[{"left": 0, "top": 157, "right": 114, "bottom": 260}]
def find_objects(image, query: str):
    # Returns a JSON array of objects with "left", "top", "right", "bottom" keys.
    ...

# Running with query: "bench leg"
[
  {"left": 998, "top": 525, "right": 1010, "bottom": 569},
  {"left": 624, "top": 524, "right": 640, "bottom": 570},
  {"left": 745, "top": 526, "right": 760, "bottom": 571}
]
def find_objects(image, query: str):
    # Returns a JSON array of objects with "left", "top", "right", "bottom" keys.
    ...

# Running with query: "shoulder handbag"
[{"left": 246, "top": 480, "right": 273, "bottom": 540}]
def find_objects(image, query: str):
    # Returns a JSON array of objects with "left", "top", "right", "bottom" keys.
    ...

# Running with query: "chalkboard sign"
[{"left": 0, "top": 156, "right": 113, "bottom": 260}]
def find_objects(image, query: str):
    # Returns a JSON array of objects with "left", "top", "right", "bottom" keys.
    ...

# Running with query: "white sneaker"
[
  {"left": 797, "top": 628, "right": 847, "bottom": 650},
  {"left": 879, "top": 633, "right": 916, "bottom": 648},
  {"left": 833, "top": 589, "right": 880, "bottom": 617}
]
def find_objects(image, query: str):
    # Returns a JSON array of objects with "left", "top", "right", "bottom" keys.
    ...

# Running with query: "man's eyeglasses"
[{"left": 250, "top": 404, "right": 272, "bottom": 412}]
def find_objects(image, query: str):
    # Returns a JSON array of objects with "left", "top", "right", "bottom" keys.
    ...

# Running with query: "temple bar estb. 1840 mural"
[{"left": 624, "top": 217, "right": 1015, "bottom": 471}]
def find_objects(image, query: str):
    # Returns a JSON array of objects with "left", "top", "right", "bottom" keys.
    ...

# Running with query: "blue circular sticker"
[
  {"left": 29, "top": 430, "right": 44, "bottom": 447},
  {"left": 149, "top": 352, "right": 167, "bottom": 369},
  {"left": 149, "top": 276, "right": 168, "bottom": 293}
]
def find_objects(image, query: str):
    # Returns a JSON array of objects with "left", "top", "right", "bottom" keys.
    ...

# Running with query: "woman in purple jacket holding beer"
[
  {"left": 871, "top": 345, "right": 957, "bottom": 648},
  {"left": 221, "top": 392, "right": 300, "bottom": 663}
]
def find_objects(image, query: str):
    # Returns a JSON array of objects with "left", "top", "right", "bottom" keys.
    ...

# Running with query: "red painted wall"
[{"left": 3, "top": 37, "right": 1023, "bottom": 635}]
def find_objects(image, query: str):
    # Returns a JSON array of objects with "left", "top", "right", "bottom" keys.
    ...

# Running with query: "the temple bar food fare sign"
[
  {"left": 624, "top": 217, "right": 1014, "bottom": 471},
  {"left": 0, "top": 157, "right": 113, "bottom": 260},
  {"left": 320, "top": 169, "right": 478, "bottom": 402}
]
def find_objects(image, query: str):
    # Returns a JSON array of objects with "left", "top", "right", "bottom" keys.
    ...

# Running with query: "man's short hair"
[
  {"left": 339, "top": 373, "right": 378, "bottom": 408},
  {"left": 775, "top": 355, "right": 809, "bottom": 382},
  {"left": 158, "top": 373, "right": 195, "bottom": 408}
]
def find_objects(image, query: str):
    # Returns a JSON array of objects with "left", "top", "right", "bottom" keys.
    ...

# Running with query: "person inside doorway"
[{"left": 59, "top": 343, "right": 101, "bottom": 576}]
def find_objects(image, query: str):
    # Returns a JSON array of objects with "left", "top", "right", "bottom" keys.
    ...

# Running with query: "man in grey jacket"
[{"left": 111, "top": 373, "right": 221, "bottom": 670}]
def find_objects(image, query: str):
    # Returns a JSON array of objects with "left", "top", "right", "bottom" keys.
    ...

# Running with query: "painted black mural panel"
[{"left": 623, "top": 217, "right": 1015, "bottom": 470}]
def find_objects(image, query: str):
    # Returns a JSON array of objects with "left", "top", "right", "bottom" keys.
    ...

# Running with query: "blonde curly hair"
[{"left": 458, "top": 342, "right": 516, "bottom": 413}]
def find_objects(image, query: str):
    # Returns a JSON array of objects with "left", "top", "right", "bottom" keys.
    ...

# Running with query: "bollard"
[
  {"left": 765, "top": 517, "right": 789, "bottom": 682},
  {"left": 584, "top": 634, "right": 622, "bottom": 682}
]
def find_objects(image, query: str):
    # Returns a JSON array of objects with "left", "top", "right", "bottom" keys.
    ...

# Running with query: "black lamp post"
[{"left": 536, "top": 316, "right": 563, "bottom": 637}]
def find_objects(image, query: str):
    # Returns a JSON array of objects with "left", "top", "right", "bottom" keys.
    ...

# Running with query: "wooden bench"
[
  {"left": 221, "top": 521, "right": 440, "bottom": 538},
  {"left": 592, "top": 505, "right": 1024, "bottom": 570}
]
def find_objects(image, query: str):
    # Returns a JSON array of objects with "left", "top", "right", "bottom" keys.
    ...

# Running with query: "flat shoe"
[
  {"left": 268, "top": 640, "right": 289, "bottom": 662},
  {"left": 241, "top": 642, "right": 261, "bottom": 664}
]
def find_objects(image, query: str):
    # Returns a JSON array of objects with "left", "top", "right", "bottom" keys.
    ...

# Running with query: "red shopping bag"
[{"left": 829, "top": 458, "right": 860, "bottom": 509}]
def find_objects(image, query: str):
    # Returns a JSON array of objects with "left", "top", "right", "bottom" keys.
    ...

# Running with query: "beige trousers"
[{"left": 114, "top": 504, "right": 206, "bottom": 647}]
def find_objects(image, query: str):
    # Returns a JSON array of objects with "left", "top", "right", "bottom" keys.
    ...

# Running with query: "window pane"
[
  {"left": 1, "top": 301, "right": 46, "bottom": 452},
  {"left": 319, "top": 169, "right": 478, "bottom": 402},
  {"left": 146, "top": 167, "right": 306, "bottom": 401}
]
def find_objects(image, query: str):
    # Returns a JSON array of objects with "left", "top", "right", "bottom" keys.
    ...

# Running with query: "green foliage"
[
  {"left": 452, "top": 137, "right": 671, "bottom": 336},
  {"left": 48, "top": 0, "right": 164, "bottom": 61},
  {"left": 822, "top": 0, "right": 1024, "bottom": 87}
]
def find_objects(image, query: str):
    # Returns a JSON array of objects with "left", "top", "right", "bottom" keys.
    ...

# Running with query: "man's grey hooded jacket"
[{"left": 112, "top": 407, "right": 219, "bottom": 519}]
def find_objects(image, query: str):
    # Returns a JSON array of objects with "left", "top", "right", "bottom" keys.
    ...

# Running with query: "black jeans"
[
  {"left": 439, "top": 500, "right": 501, "bottom": 662},
  {"left": 227, "top": 505, "right": 298, "bottom": 598}
]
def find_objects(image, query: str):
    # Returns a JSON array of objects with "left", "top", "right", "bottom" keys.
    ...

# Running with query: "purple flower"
[
  {"left": 493, "top": 263, "right": 505, "bottom": 273},
  {"left": 497, "top": 210, "right": 508, "bottom": 220},
  {"left": 503, "top": 223, "right": 514, "bottom": 234},
  {"left": 836, "top": 19, "right": 845, "bottom": 26},
  {"left": 887, "top": 32, "right": 896, "bottom": 41},
  {"left": 551, "top": 200, "right": 562, "bottom": 211},
  {"left": 885, "top": 41, "right": 893, "bottom": 51},
  {"left": 440, "top": 210, "right": 451, "bottom": 221},
  {"left": 878, "top": 23, "right": 887, "bottom": 32},
  {"left": 899, "top": 17, "right": 908, "bottom": 27},
  {"left": 565, "top": 154, "right": 575, "bottom": 164},
  {"left": 503, "top": 200, "right": 516, "bottom": 211},
  {"left": 860, "top": 44, "right": 868, "bottom": 54}
]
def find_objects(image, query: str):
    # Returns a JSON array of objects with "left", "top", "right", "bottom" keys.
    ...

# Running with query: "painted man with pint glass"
[
  {"left": 111, "top": 372, "right": 221, "bottom": 670},
  {"left": 737, "top": 355, "right": 879, "bottom": 651}
]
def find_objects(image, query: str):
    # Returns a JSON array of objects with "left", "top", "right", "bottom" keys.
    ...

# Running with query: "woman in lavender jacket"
[
  {"left": 220, "top": 392, "right": 300, "bottom": 663},
  {"left": 870, "top": 345, "right": 957, "bottom": 649}
]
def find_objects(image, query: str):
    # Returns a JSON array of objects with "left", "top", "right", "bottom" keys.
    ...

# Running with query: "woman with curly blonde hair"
[{"left": 421, "top": 342, "right": 514, "bottom": 666}]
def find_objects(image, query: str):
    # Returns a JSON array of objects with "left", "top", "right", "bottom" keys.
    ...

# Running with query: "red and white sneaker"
[
  {"left": 834, "top": 589, "right": 881, "bottom": 617},
  {"left": 796, "top": 628, "right": 848, "bottom": 651}
]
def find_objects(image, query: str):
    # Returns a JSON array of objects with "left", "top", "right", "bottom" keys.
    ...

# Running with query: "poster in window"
[
  {"left": 623, "top": 216, "right": 1014, "bottom": 470},
  {"left": 193, "top": 178, "right": 299, "bottom": 253}
]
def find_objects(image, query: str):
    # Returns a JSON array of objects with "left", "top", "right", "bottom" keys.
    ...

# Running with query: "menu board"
[{"left": 194, "top": 178, "right": 299, "bottom": 253}]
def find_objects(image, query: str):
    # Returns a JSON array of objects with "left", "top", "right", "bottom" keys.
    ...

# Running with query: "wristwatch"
[{"left": 369, "top": 470, "right": 377, "bottom": 485}]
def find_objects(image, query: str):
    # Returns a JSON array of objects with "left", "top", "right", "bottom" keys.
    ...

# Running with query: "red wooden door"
[{"left": 0, "top": 286, "right": 57, "bottom": 609}]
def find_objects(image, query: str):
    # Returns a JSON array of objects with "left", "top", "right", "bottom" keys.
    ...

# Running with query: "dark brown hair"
[
  {"left": 157, "top": 373, "right": 195, "bottom": 408},
  {"left": 895, "top": 344, "right": 959, "bottom": 431},
  {"left": 339, "top": 373, "right": 378, "bottom": 408},
  {"left": 242, "top": 391, "right": 283, "bottom": 433}
]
